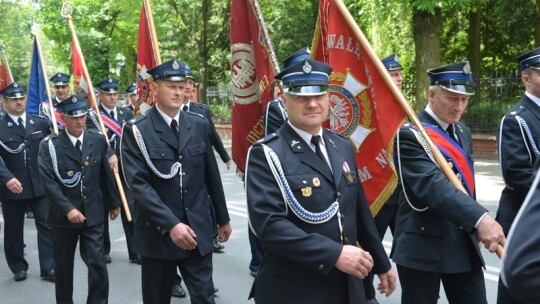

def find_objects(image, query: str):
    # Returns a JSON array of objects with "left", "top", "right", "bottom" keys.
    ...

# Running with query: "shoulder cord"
[
  {"left": 515, "top": 115, "right": 540, "bottom": 162},
  {"left": 48, "top": 139, "right": 81, "bottom": 187},
  {"left": 396, "top": 128, "right": 430, "bottom": 212},
  {"left": 0, "top": 140, "right": 24, "bottom": 154},
  {"left": 261, "top": 144, "right": 340, "bottom": 224},
  {"left": 132, "top": 124, "right": 181, "bottom": 180}
]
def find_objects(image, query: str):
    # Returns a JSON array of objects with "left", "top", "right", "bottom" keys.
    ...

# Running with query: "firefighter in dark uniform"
[
  {"left": 40, "top": 73, "right": 71, "bottom": 130},
  {"left": 502, "top": 166, "right": 540, "bottom": 303},
  {"left": 496, "top": 47, "right": 540, "bottom": 304},
  {"left": 120, "top": 58, "right": 232, "bottom": 304},
  {"left": 363, "top": 54, "right": 403, "bottom": 304},
  {"left": 124, "top": 82, "right": 138, "bottom": 112},
  {"left": 246, "top": 56, "right": 396, "bottom": 304},
  {"left": 38, "top": 94, "right": 121, "bottom": 304},
  {"left": 0, "top": 82, "right": 54, "bottom": 282},
  {"left": 391, "top": 62, "right": 506, "bottom": 303},
  {"left": 87, "top": 77, "right": 138, "bottom": 264}
]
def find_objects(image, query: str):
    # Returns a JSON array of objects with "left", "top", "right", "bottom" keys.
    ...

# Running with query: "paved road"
[{"left": 0, "top": 142, "right": 506, "bottom": 303}]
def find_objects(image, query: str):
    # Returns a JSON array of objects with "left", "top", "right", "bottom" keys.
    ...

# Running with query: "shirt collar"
[
  {"left": 287, "top": 121, "right": 325, "bottom": 149},
  {"left": 425, "top": 105, "right": 450, "bottom": 130},
  {"left": 525, "top": 91, "right": 540, "bottom": 108},
  {"left": 8, "top": 112, "right": 27, "bottom": 126},
  {"left": 101, "top": 104, "right": 117, "bottom": 116},
  {"left": 155, "top": 104, "right": 180, "bottom": 127},
  {"left": 66, "top": 129, "right": 84, "bottom": 147}
]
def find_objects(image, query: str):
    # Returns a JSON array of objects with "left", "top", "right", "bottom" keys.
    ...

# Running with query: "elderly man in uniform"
[
  {"left": 87, "top": 77, "right": 138, "bottom": 265},
  {"left": 496, "top": 47, "right": 540, "bottom": 304},
  {"left": 38, "top": 94, "right": 121, "bottom": 304},
  {"left": 121, "top": 58, "right": 232, "bottom": 304},
  {"left": 246, "top": 55, "right": 396, "bottom": 303},
  {"left": 363, "top": 53, "right": 404, "bottom": 304},
  {"left": 0, "top": 83, "right": 54, "bottom": 282},
  {"left": 391, "top": 61, "right": 506, "bottom": 303}
]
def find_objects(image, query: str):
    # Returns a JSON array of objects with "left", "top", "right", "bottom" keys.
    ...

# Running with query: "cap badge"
[
  {"left": 463, "top": 62, "right": 471, "bottom": 74},
  {"left": 302, "top": 61, "right": 312, "bottom": 74},
  {"left": 108, "top": 78, "right": 113, "bottom": 83},
  {"left": 185, "top": 64, "right": 190, "bottom": 69},
  {"left": 57, "top": 73, "right": 61, "bottom": 77},
  {"left": 72, "top": 97, "right": 78, "bottom": 103},
  {"left": 172, "top": 60, "right": 180, "bottom": 70},
  {"left": 306, "top": 47, "right": 311, "bottom": 55},
  {"left": 13, "top": 83, "right": 18, "bottom": 88}
]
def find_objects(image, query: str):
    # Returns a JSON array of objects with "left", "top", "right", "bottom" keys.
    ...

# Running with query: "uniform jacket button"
[
  {"left": 420, "top": 227, "right": 425, "bottom": 231},
  {"left": 318, "top": 264, "right": 325, "bottom": 270}
]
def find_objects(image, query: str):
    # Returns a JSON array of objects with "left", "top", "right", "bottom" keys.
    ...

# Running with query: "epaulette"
[
  {"left": 87, "top": 129, "right": 104, "bottom": 136},
  {"left": 324, "top": 128, "right": 348, "bottom": 140},
  {"left": 43, "top": 133, "right": 60, "bottom": 143},
  {"left": 256, "top": 132, "right": 279, "bottom": 144},
  {"left": 184, "top": 111, "right": 206, "bottom": 119},
  {"left": 127, "top": 113, "right": 148, "bottom": 125},
  {"left": 508, "top": 105, "right": 526, "bottom": 116}
]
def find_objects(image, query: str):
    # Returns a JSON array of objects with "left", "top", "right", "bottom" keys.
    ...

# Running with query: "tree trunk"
[
  {"left": 412, "top": 8, "right": 442, "bottom": 111},
  {"left": 199, "top": 0, "right": 209, "bottom": 103},
  {"left": 468, "top": 8, "right": 481, "bottom": 103}
]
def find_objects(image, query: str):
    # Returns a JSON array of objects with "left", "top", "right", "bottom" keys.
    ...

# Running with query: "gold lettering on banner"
[{"left": 246, "top": 117, "right": 265, "bottom": 144}]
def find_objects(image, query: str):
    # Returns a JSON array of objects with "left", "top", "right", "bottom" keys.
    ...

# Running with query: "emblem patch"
[{"left": 231, "top": 43, "right": 261, "bottom": 105}]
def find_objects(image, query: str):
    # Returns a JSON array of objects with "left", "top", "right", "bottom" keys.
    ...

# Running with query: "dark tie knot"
[
  {"left": 75, "top": 140, "right": 82, "bottom": 154},
  {"left": 171, "top": 119, "right": 179, "bottom": 139},
  {"left": 182, "top": 105, "right": 188, "bottom": 112},
  {"left": 311, "top": 135, "right": 321, "bottom": 146},
  {"left": 110, "top": 110, "right": 115, "bottom": 120},
  {"left": 18, "top": 117, "right": 24, "bottom": 129}
]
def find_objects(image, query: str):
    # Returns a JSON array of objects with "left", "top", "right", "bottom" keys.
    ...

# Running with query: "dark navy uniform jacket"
[
  {"left": 87, "top": 104, "right": 133, "bottom": 154},
  {"left": 38, "top": 130, "right": 120, "bottom": 228},
  {"left": 502, "top": 166, "right": 540, "bottom": 303},
  {"left": 120, "top": 106, "right": 229, "bottom": 260},
  {"left": 246, "top": 123, "right": 390, "bottom": 304},
  {"left": 496, "top": 94, "right": 540, "bottom": 234},
  {"left": 0, "top": 114, "right": 50, "bottom": 200},
  {"left": 188, "top": 103, "right": 230, "bottom": 163},
  {"left": 391, "top": 109, "right": 487, "bottom": 273}
]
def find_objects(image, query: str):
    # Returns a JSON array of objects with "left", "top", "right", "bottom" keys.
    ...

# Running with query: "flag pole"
[
  {"left": 0, "top": 41, "right": 14, "bottom": 83},
  {"left": 144, "top": 0, "right": 161, "bottom": 65},
  {"left": 331, "top": 0, "right": 503, "bottom": 258},
  {"left": 61, "top": 3, "right": 132, "bottom": 222},
  {"left": 33, "top": 30, "right": 59, "bottom": 134},
  {"left": 250, "top": 0, "right": 280, "bottom": 73}
]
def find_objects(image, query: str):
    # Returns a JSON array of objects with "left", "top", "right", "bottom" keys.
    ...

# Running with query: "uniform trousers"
[
  {"left": 52, "top": 224, "right": 109, "bottom": 304},
  {"left": 141, "top": 253, "right": 215, "bottom": 304},
  {"left": 397, "top": 264, "right": 487, "bottom": 304},
  {"left": 1, "top": 196, "right": 53, "bottom": 274}
]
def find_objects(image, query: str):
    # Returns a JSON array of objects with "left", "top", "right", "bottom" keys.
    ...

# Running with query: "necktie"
[
  {"left": 311, "top": 135, "right": 330, "bottom": 169},
  {"left": 18, "top": 117, "right": 25, "bottom": 130},
  {"left": 75, "top": 139, "right": 82, "bottom": 156},
  {"left": 171, "top": 119, "right": 179, "bottom": 140},
  {"left": 182, "top": 105, "right": 188, "bottom": 112},
  {"left": 110, "top": 110, "right": 115, "bottom": 121},
  {"left": 446, "top": 124, "right": 460, "bottom": 145}
]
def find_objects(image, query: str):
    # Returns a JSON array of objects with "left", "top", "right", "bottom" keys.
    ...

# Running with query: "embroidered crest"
[
  {"left": 231, "top": 43, "right": 260, "bottom": 105},
  {"left": 302, "top": 61, "right": 312, "bottom": 74}
]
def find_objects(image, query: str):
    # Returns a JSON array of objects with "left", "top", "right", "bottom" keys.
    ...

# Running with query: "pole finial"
[{"left": 61, "top": 2, "right": 73, "bottom": 18}]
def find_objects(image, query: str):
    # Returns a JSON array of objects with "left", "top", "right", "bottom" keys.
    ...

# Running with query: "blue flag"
[{"left": 26, "top": 38, "right": 50, "bottom": 115}]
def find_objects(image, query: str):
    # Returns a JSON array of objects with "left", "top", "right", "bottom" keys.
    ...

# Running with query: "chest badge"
[
  {"left": 301, "top": 186, "right": 312, "bottom": 197},
  {"left": 312, "top": 177, "right": 320, "bottom": 187}
]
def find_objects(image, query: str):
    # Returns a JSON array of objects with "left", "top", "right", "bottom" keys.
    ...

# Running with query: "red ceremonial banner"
[
  {"left": 136, "top": 2, "right": 159, "bottom": 114},
  {"left": 312, "top": 0, "right": 407, "bottom": 214},
  {"left": 72, "top": 40, "right": 87, "bottom": 93},
  {"left": 0, "top": 57, "right": 12, "bottom": 92},
  {"left": 230, "top": 0, "right": 276, "bottom": 174}
]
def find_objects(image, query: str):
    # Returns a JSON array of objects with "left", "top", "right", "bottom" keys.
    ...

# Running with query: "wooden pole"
[
  {"left": 332, "top": 0, "right": 503, "bottom": 258},
  {"left": 62, "top": 3, "right": 132, "bottom": 222},
  {"left": 250, "top": 0, "right": 280, "bottom": 73}
]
